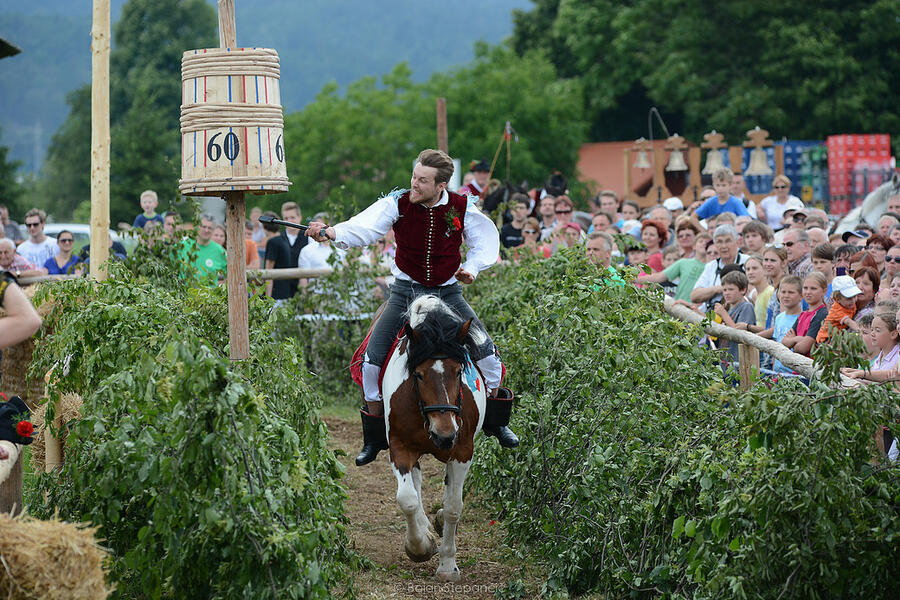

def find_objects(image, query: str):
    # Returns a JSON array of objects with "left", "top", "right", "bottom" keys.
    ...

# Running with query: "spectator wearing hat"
[
  {"left": 783, "top": 228, "right": 814, "bottom": 281},
  {"left": 758, "top": 174, "right": 804, "bottom": 230},
  {"left": 842, "top": 229, "right": 871, "bottom": 247},
  {"left": 816, "top": 275, "right": 862, "bottom": 342},
  {"left": 663, "top": 196, "right": 685, "bottom": 222},
  {"left": 458, "top": 159, "right": 490, "bottom": 198}
]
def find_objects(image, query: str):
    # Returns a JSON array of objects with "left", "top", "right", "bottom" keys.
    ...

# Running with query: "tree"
[
  {"left": 273, "top": 43, "right": 587, "bottom": 218},
  {"left": 0, "top": 126, "right": 24, "bottom": 216},
  {"left": 511, "top": 0, "right": 900, "bottom": 150},
  {"left": 41, "top": 0, "right": 216, "bottom": 224}
]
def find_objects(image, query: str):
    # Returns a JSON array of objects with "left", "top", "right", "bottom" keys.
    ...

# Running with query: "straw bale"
[
  {"left": 0, "top": 512, "right": 111, "bottom": 599},
  {"left": 30, "top": 394, "right": 82, "bottom": 474}
]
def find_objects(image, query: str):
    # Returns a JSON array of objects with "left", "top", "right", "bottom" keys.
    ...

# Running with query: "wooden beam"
[
  {"left": 217, "top": 0, "right": 237, "bottom": 48},
  {"left": 436, "top": 98, "right": 448, "bottom": 154},
  {"left": 738, "top": 344, "right": 759, "bottom": 390},
  {"left": 89, "top": 0, "right": 110, "bottom": 281}
]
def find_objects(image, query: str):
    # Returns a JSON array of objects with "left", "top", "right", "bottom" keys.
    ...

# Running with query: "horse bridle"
[{"left": 412, "top": 354, "right": 464, "bottom": 425}]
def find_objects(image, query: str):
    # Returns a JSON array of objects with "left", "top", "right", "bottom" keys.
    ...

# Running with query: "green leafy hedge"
[
  {"left": 466, "top": 250, "right": 900, "bottom": 598},
  {"left": 29, "top": 263, "right": 356, "bottom": 599}
]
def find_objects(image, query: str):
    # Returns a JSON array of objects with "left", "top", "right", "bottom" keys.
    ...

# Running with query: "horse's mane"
[{"left": 404, "top": 296, "right": 483, "bottom": 375}]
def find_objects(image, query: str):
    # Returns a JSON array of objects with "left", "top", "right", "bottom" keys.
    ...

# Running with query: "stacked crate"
[
  {"left": 827, "top": 134, "right": 892, "bottom": 215},
  {"left": 799, "top": 144, "right": 827, "bottom": 205}
]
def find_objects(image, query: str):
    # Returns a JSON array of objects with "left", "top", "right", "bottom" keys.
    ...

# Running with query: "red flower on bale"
[{"left": 16, "top": 420, "right": 34, "bottom": 438}]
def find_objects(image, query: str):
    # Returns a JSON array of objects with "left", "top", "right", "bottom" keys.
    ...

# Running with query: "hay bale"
[
  {"left": 30, "top": 394, "right": 82, "bottom": 474},
  {"left": 0, "top": 512, "right": 111, "bottom": 599}
]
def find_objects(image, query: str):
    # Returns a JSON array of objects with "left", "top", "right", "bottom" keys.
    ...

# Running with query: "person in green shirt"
[
  {"left": 641, "top": 231, "right": 712, "bottom": 301},
  {"left": 178, "top": 214, "right": 226, "bottom": 286}
]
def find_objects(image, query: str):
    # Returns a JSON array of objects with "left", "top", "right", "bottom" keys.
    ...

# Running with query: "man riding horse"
[{"left": 306, "top": 148, "right": 519, "bottom": 465}]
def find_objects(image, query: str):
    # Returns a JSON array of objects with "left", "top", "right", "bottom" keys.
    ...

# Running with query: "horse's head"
[{"left": 404, "top": 299, "right": 480, "bottom": 451}]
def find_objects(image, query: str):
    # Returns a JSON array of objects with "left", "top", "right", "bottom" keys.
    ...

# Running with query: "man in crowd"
[
  {"left": 500, "top": 194, "right": 530, "bottom": 248},
  {"left": 887, "top": 193, "right": 900, "bottom": 215},
  {"left": 0, "top": 239, "right": 45, "bottom": 279},
  {"left": 731, "top": 172, "right": 758, "bottom": 219},
  {"left": 17, "top": 209, "right": 59, "bottom": 267},
  {"left": 305, "top": 148, "right": 518, "bottom": 465},
  {"left": 262, "top": 211, "right": 294, "bottom": 303},
  {"left": 458, "top": 159, "right": 490, "bottom": 199},
  {"left": 0, "top": 206, "right": 22, "bottom": 243},
  {"left": 595, "top": 190, "right": 620, "bottom": 220},
  {"left": 662, "top": 196, "right": 684, "bottom": 222},
  {"left": 537, "top": 194, "right": 557, "bottom": 240},
  {"left": 280, "top": 201, "right": 307, "bottom": 298},
  {"left": 690, "top": 224, "right": 749, "bottom": 311},
  {"left": 783, "top": 228, "right": 813, "bottom": 281},
  {"left": 179, "top": 214, "right": 226, "bottom": 286}
]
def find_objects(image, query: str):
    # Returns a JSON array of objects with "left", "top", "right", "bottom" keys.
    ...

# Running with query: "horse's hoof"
[
  {"left": 433, "top": 509, "right": 444, "bottom": 534},
  {"left": 435, "top": 567, "right": 460, "bottom": 582},
  {"left": 405, "top": 539, "right": 438, "bottom": 563}
]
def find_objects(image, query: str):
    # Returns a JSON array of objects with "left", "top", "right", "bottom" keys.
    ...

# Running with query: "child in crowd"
[
  {"left": 855, "top": 313, "right": 879, "bottom": 362},
  {"left": 781, "top": 272, "right": 828, "bottom": 357},
  {"left": 816, "top": 275, "right": 862, "bottom": 343},
  {"left": 132, "top": 190, "right": 164, "bottom": 230},
  {"left": 688, "top": 167, "right": 750, "bottom": 225},
  {"left": 626, "top": 244, "right": 648, "bottom": 268},
  {"left": 769, "top": 276, "right": 804, "bottom": 373},
  {"left": 842, "top": 309, "right": 900, "bottom": 381},
  {"left": 744, "top": 254, "right": 773, "bottom": 329},
  {"left": 713, "top": 270, "right": 756, "bottom": 362},
  {"left": 659, "top": 245, "right": 680, "bottom": 296}
]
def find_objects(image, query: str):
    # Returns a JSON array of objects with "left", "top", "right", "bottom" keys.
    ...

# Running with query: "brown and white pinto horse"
[{"left": 383, "top": 295, "right": 487, "bottom": 582}]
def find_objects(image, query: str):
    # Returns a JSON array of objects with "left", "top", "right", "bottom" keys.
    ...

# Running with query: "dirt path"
[{"left": 325, "top": 415, "right": 538, "bottom": 599}]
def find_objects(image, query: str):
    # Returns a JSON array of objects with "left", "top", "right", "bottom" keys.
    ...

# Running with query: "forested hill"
[{"left": 0, "top": 0, "right": 529, "bottom": 173}]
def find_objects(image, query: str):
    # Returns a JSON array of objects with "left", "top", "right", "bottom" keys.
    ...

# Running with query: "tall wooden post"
[
  {"left": 436, "top": 98, "right": 448, "bottom": 154},
  {"left": 90, "top": 0, "right": 110, "bottom": 281},
  {"left": 217, "top": 0, "right": 250, "bottom": 360}
]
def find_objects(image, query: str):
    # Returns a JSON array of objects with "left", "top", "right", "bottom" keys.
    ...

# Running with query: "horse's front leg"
[
  {"left": 436, "top": 459, "right": 470, "bottom": 582},
  {"left": 393, "top": 454, "right": 438, "bottom": 562}
]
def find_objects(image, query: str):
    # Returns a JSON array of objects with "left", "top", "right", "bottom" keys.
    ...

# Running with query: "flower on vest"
[{"left": 445, "top": 208, "right": 462, "bottom": 238}]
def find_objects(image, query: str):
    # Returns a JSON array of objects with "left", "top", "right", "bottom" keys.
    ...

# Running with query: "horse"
[
  {"left": 834, "top": 171, "right": 900, "bottom": 235},
  {"left": 382, "top": 294, "right": 488, "bottom": 582}
]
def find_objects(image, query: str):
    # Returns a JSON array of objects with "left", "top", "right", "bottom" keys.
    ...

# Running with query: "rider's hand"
[
  {"left": 454, "top": 268, "right": 474, "bottom": 284},
  {"left": 306, "top": 222, "right": 332, "bottom": 242}
]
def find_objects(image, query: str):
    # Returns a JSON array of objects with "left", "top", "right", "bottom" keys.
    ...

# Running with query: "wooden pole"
[
  {"left": 738, "top": 344, "right": 760, "bottom": 390},
  {"left": 90, "top": 0, "right": 110, "bottom": 281},
  {"left": 217, "top": 0, "right": 250, "bottom": 360},
  {"left": 436, "top": 98, "right": 448, "bottom": 154}
]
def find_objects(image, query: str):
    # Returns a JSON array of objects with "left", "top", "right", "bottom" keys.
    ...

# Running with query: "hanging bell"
[
  {"left": 745, "top": 147, "right": 773, "bottom": 176},
  {"left": 633, "top": 149, "right": 651, "bottom": 169},
  {"left": 665, "top": 149, "right": 688, "bottom": 172},
  {"left": 701, "top": 149, "right": 726, "bottom": 175}
]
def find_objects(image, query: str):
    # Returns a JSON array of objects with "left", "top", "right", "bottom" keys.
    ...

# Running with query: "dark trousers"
[{"left": 364, "top": 279, "right": 495, "bottom": 367}]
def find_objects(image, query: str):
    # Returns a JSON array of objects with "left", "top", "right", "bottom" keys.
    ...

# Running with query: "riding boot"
[
  {"left": 355, "top": 408, "right": 389, "bottom": 466},
  {"left": 483, "top": 387, "right": 520, "bottom": 448}
]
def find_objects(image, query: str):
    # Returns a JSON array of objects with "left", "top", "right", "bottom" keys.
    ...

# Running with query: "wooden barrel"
[{"left": 179, "top": 47, "right": 291, "bottom": 196}]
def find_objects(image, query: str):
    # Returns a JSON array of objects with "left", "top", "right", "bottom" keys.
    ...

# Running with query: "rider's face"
[{"left": 410, "top": 163, "right": 446, "bottom": 205}]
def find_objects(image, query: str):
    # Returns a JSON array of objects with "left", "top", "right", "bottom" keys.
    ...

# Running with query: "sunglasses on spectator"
[
  {"left": 25, "top": 222, "right": 41, "bottom": 228},
  {"left": 773, "top": 185, "right": 788, "bottom": 189},
  {"left": 58, "top": 238, "right": 74, "bottom": 243},
  {"left": 885, "top": 256, "right": 900, "bottom": 263},
  {"left": 792, "top": 215, "right": 806, "bottom": 222},
  {"left": 523, "top": 229, "right": 538, "bottom": 234},
  {"left": 555, "top": 209, "right": 572, "bottom": 214}
]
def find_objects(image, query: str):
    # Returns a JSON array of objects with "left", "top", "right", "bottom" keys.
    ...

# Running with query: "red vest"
[
  {"left": 394, "top": 191, "right": 467, "bottom": 286},
  {"left": 458, "top": 183, "right": 483, "bottom": 198}
]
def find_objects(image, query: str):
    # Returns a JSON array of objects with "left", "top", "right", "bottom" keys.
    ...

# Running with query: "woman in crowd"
[
  {"left": 249, "top": 206, "right": 266, "bottom": 245},
  {"left": 744, "top": 254, "right": 773, "bottom": 329},
  {"left": 757, "top": 174, "right": 804, "bottom": 231},
  {"left": 884, "top": 245, "right": 900, "bottom": 283},
  {"left": 212, "top": 225, "right": 226, "bottom": 247},
  {"left": 865, "top": 234, "right": 893, "bottom": 277},
  {"left": 673, "top": 217, "right": 700, "bottom": 258},
  {"left": 515, "top": 217, "right": 551, "bottom": 259},
  {"left": 641, "top": 219, "right": 668, "bottom": 272},
  {"left": 853, "top": 266, "right": 880, "bottom": 318},
  {"left": 763, "top": 246, "right": 788, "bottom": 329},
  {"left": 849, "top": 250, "right": 878, "bottom": 275},
  {"left": 43, "top": 230, "right": 81, "bottom": 275}
]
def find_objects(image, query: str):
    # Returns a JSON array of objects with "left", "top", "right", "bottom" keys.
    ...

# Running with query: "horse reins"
[{"left": 413, "top": 354, "right": 464, "bottom": 426}]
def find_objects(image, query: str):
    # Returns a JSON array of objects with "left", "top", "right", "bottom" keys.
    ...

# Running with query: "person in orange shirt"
[{"left": 816, "top": 275, "right": 862, "bottom": 343}]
